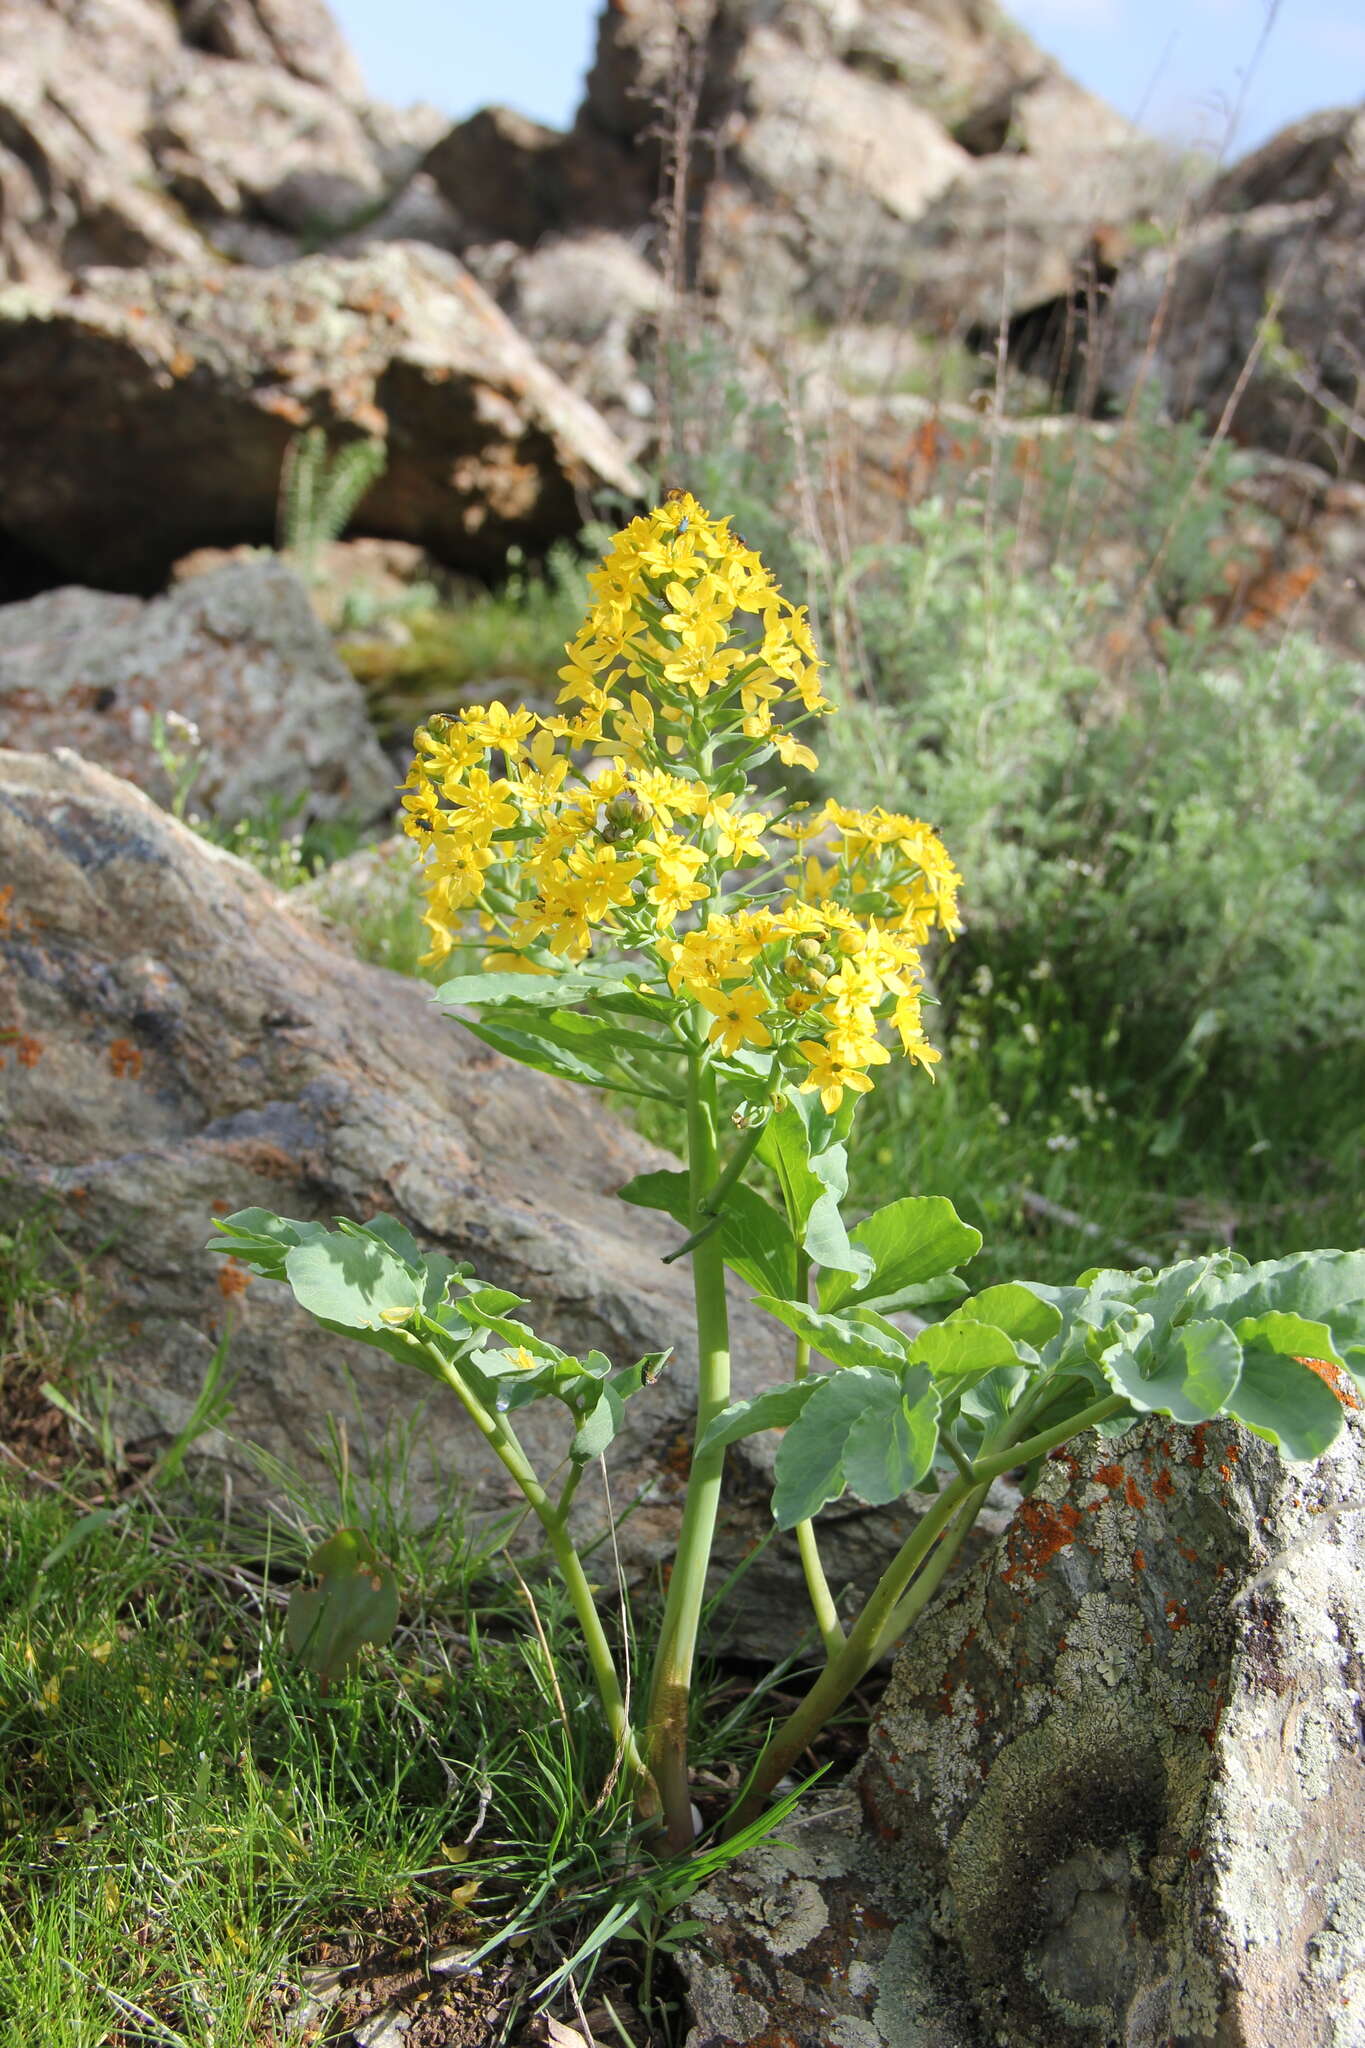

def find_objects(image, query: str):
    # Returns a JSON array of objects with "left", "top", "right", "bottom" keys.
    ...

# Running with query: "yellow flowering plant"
[{"left": 212, "top": 496, "right": 1365, "bottom": 1857}]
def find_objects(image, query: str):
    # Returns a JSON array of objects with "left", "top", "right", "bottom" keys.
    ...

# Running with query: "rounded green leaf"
[
  {"left": 951, "top": 1284, "right": 1062, "bottom": 1350},
  {"left": 285, "top": 1232, "right": 422, "bottom": 1331},
  {"left": 1227, "top": 1345, "right": 1348, "bottom": 1462},
  {"left": 842, "top": 1366, "right": 941, "bottom": 1505},
  {"left": 1095, "top": 1317, "right": 1242, "bottom": 1423}
]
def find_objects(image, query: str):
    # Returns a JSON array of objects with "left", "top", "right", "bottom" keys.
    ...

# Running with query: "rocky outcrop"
[
  {"left": 0, "top": 0, "right": 407, "bottom": 286},
  {"left": 425, "top": 0, "right": 1173, "bottom": 334},
  {"left": 0, "top": 559, "right": 393, "bottom": 821},
  {"left": 680, "top": 1410, "right": 1365, "bottom": 2046},
  {"left": 465, "top": 233, "right": 664, "bottom": 457},
  {"left": 0, "top": 748, "right": 961, "bottom": 1655},
  {"left": 0, "top": 244, "right": 641, "bottom": 589},
  {"left": 1098, "top": 105, "right": 1365, "bottom": 477}
]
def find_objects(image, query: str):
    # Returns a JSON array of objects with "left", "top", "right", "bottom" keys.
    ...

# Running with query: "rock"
[
  {"left": 466, "top": 233, "right": 664, "bottom": 456},
  {"left": 0, "top": 559, "right": 394, "bottom": 822},
  {"left": 459, "top": 0, "right": 1175, "bottom": 334},
  {"left": 0, "top": 2, "right": 208, "bottom": 287},
  {"left": 0, "top": 244, "right": 642, "bottom": 590},
  {"left": 146, "top": 60, "right": 385, "bottom": 235},
  {"left": 1098, "top": 108, "right": 1365, "bottom": 478},
  {"left": 422, "top": 107, "right": 571, "bottom": 248},
  {"left": 175, "top": 0, "right": 369, "bottom": 102},
  {"left": 0, "top": 0, "right": 395, "bottom": 285},
  {"left": 679, "top": 1411, "right": 1365, "bottom": 2046},
  {"left": 0, "top": 748, "right": 942, "bottom": 1655}
]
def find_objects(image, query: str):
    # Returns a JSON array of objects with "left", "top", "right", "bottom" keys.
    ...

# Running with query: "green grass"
[
  {"left": 338, "top": 540, "right": 595, "bottom": 746},
  {"left": 0, "top": 1217, "right": 810, "bottom": 2047}
]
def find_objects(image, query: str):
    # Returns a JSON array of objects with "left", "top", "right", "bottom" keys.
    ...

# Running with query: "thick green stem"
[
  {"left": 645, "top": 1044, "right": 733, "bottom": 1851},
  {"left": 791, "top": 1251, "right": 844, "bottom": 1657},
  {"left": 725, "top": 1392, "right": 1129, "bottom": 1834},
  {"left": 421, "top": 1338, "right": 658, "bottom": 1824}
]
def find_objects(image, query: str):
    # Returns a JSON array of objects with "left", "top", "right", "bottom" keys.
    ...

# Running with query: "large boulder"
[
  {"left": 427, "top": 0, "right": 1173, "bottom": 334},
  {"left": 0, "top": 244, "right": 642, "bottom": 590},
  {"left": 1098, "top": 106, "right": 1365, "bottom": 477},
  {"left": 0, "top": 0, "right": 398, "bottom": 286},
  {"left": 0, "top": 558, "right": 394, "bottom": 821},
  {"left": 680, "top": 1408, "right": 1365, "bottom": 2046},
  {"left": 0, "top": 748, "right": 947, "bottom": 1654}
]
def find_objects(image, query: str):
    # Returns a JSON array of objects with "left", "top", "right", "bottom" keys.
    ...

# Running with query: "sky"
[{"left": 329, "top": 0, "right": 1362, "bottom": 160}]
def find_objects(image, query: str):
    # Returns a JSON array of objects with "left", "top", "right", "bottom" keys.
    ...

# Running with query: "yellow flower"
[
  {"left": 797, "top": 1039, "right": 877, "bottom": 1115},
  {"left": 706, "top": 795, "right": 769, "bottom": 865},
  {"left": 696, "top": 984, "right": 773, "bottom": 1057}
]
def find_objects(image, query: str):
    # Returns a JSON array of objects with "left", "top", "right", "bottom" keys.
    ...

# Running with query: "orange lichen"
[
  {"left": 1165, "top": 1599, "right": 1190, "bottom": 1632},
  {"left": 1001, "top": 1500, "right": 1081, "bottom": 1585},
  {"left": 1187, "top": 1425, "right": 1208, "bottom": 1469},
  {"left": 1124, "top": 1476, "right": 1146, "bottom": 1510},
  {"left": 1133, "top": 1549, "right": 1147, "bottom": 1572},
  {"left": 1295, "top": 1356, "right": 1361, "bottom": 1411},
  {"left": 109, "top": 1038, "right": 143, "bottom": 1079},
  {"left": 216, "top": 1261, "right": 252, "bottom": 1300},
  {"left": 1152, "top": 1470, "right": 1175, "bottom": 1502},
  {"left": 1094, "top": 1464, "right": 1124, "bottom": 1489}
]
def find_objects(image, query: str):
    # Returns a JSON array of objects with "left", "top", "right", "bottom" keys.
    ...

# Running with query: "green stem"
[
  {"left": 644, "top": 1042, "right": 733, "bottom": 1851},
  {"left": 866, "top": 1481, "right": 990, "bottom": 1664},
  {"left": 724, "top": 1392, "right": 1129, "bottom": 1834},
  {"left": 420, "top": 1337, "right": 658, "bottom": 1823},
  {"left": 791, "top": 1251, "right": 844, "bottom": 1658},
  {"left": 702, "top": 1118, "right": 767, "bottom": 1217}
]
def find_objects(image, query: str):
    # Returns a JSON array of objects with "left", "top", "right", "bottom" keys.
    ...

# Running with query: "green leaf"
[
  {"left": 771, "top": 1369, "right": 873, "bottom": 1528},
  {"left": 350, "top": 1212, "right": 422, "bottom": 1268},
  {"left": 754, "top": 1295, "right": 908, "bottom": 1375},
  {"left": 458, "top": 1013, "right": 634, "bottom": 1095},
  {"left": 206, "top": 1207, "right": 327, "bottom": 1278},
  {"left": 619, "top": 1170, "right": 796, "bottom": 1298},
  {"left": 950, "top": 1284, "right": 1062, "bottom": 1350},
  {"left": 696, "top": 1380, "right": 819, "bottom": 1456},
  {"left": 286, "top": 1529, "right": 400, "bottom": 1681},
  {"left": 435, "top": 969, "right": 642, "bottom": 1010},
  {"left": 909, "top": 1321, "right": 1020, "bottom": 1379},
  {"left": 1233, "top": 1311, "right": 1345, "bottom": 1369},
  {"left": 820, "top": 1197, "right": 981, "bottom": 1314},
  {"left": 1227, "top": 1345, "right": 1347, "bottom": 1463},
  {"left": 284, "top": 1232, "right": 422, "bottom": 1332},
  {"left": 771, "top": 1365, "right": 938, "bottom": 1528},
  {"left": 958, "top": 1365, "right": 1031, "bottom": 1429},
  {"left": 842, "top": 1366, "right": 940, "bottom": 1505},
  {"left": 1095, "top": 1317, "right": 1244, "bottom": 1424},
  {"left": 571, "top": 1384, "right": 626, "bottom": 1462},
  {"left": 759, "top": 1097, "right": 871, "bottom": 1281}
]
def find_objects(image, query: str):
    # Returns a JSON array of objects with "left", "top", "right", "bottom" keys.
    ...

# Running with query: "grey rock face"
[
  {"left": 0, "top": 559, "right": 393, "bottom": 822},
  {"left": 439, "top": 0, "right": 1173, "bottom": 335},
  {"left": 1098, "top": 107, "right": 1365, "bottom": 477},
  {"left": 0, "top": 0, "right": 387, "bottom": 285},
  {"left": 680, "top": 1412, "right": 1365, "bottom": 2046},
  {"left": 0, "top": 244, "right": 641, "bottom": 588}
]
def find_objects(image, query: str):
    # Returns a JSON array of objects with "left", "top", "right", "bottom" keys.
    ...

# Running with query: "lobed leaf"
[{"left": 820, "top": 1196, "right": 981, "bottom": 1315}]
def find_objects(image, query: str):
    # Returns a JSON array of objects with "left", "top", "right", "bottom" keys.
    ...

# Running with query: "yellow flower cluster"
[{"left": 400, "top": 495, "right": 961, "bottom": 1113}]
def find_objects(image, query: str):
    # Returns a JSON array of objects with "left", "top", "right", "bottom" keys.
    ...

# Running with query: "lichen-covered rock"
[
  {"left": 0, "top": 245, "right": 641, "bottom": 589},
  {"left": 456, "top": 0, "right": 1174, "bottom": 334},
  {"left": 0, "top": 748, "right": 926, "bottom": 1656},
  {"left": 0, "top": 559, "right": 393, "bottom": 821},
  {"left": 0, "top": 0, "right": 392, "bottom": 286},
  {"left": 175, "top": 0, "right": 368, "bottom": 102},
  {"left": 681, "top": 1412, "right": 1365, "bottom": 2046}
]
